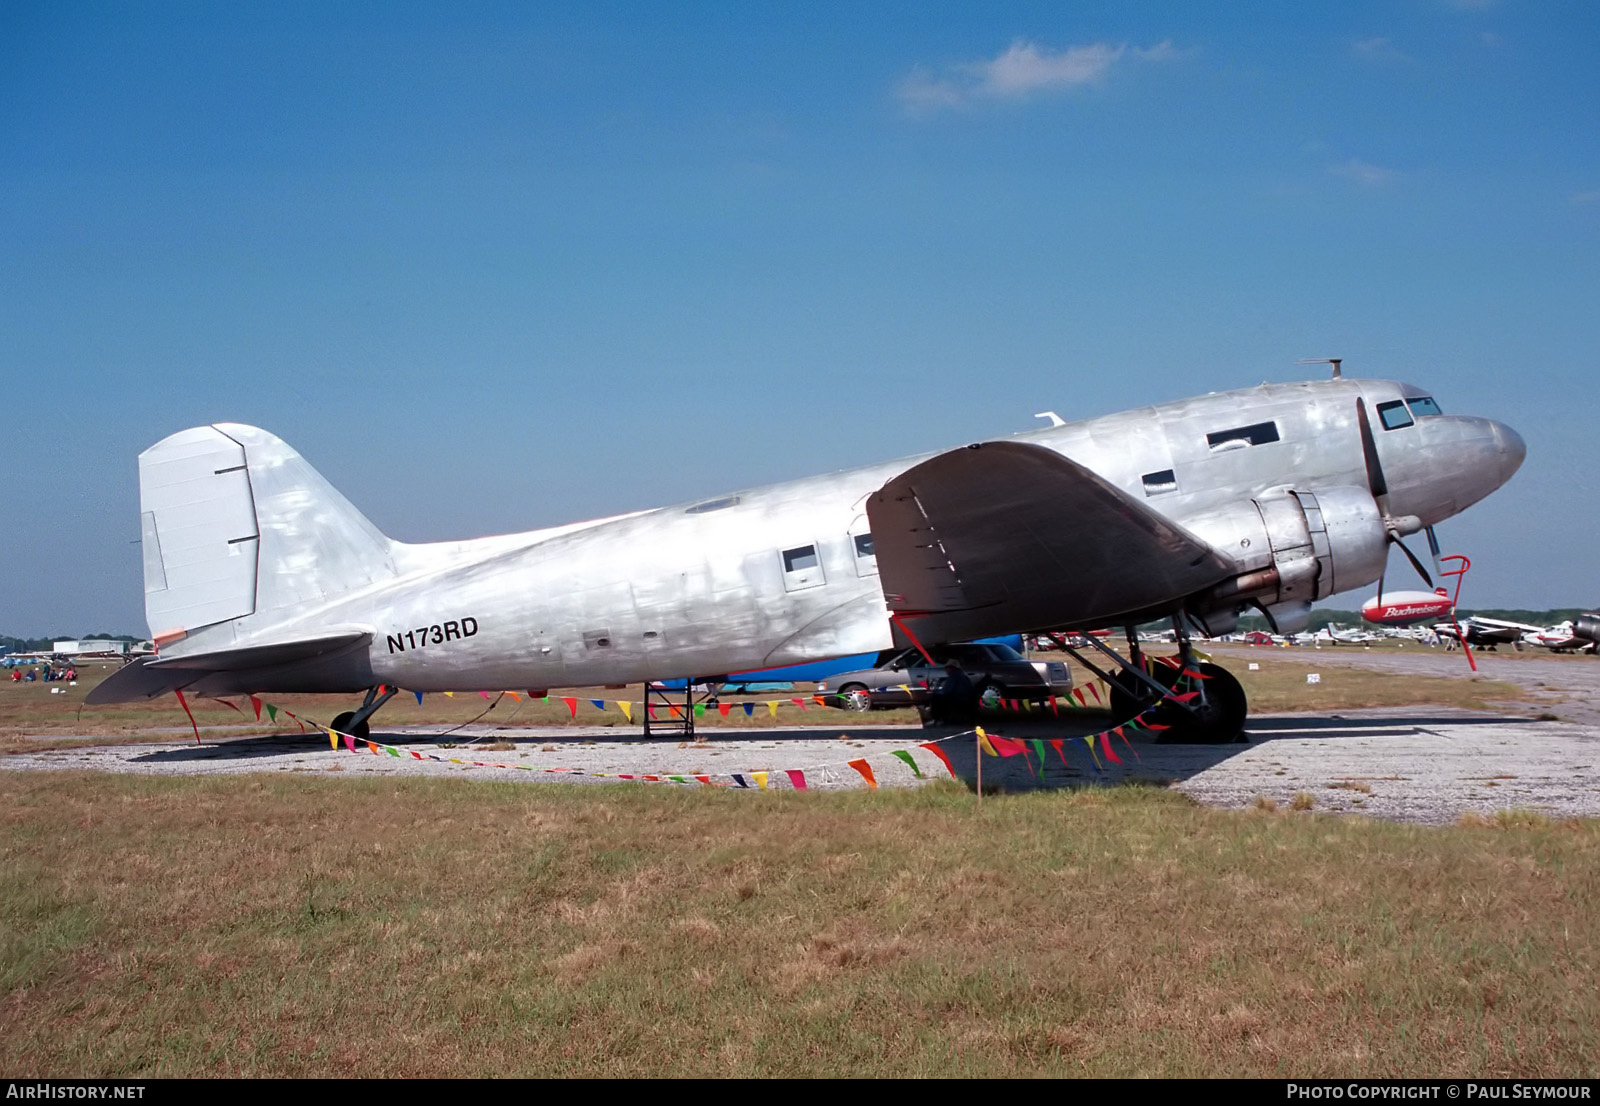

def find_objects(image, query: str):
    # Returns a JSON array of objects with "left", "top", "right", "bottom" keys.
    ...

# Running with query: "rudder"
[{"left": 140, "top": 424, "right": 396, "bottom": 644}]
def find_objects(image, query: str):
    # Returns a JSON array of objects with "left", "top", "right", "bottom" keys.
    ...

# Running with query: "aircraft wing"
[
  {"left": 865, "top": 440, "right": 1236, "bottom": 643},
  {"left": 85, "top": 631, "right": 373, "bottom": 703}
]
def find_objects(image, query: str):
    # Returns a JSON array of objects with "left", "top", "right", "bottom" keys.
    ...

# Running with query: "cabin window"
[
  {"left": 1142, "top": 469, "right": 1178, "bottom": 496},
  {"left": 783, "top": 545, "right": 819, "bottom": 572},
  {"left": 1377, "top": 400, "right": 1414, "bottom": 430},
  {"left": 1206, "top": 421, "right": 1280, "bottom": 452},
  {"left": 583, "top": 630, "right": 612, "bottom": 650},
  {"left": 1406, "top": 396, "right": 1443, "bottom": 417},
  {"left": 781, "top": 543, "right": 825, "bottom": 592},
  {"left": 851, "top": 527, "right": 878, "bottom": 577},
  {"left": 685, "top": 495, "right": 740, "bottom": 514}
]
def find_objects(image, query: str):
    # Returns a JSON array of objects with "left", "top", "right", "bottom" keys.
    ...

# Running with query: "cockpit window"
[
  {"left": 1406, "top": 396, "right": 1443, "bottom": 417},
  {"left": 1377, "top": 400, "right": 1414, "bottom": 430}
]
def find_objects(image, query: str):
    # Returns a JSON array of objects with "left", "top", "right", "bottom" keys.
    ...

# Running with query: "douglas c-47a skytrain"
[{"left": 90, "top": 368, "right": 1524, "bottom": 743}]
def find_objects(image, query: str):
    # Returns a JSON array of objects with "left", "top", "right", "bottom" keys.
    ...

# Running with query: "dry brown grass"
[{"left": 3, "top": 771, "right": 1596, "bottom": 1077}]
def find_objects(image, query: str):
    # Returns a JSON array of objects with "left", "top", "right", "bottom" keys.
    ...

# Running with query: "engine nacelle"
[
  {"left": 1187, "top": 485, "right": 1389, "bottom": 632},
  {"left": 1576, "top": 613, "right": 1600, "bottom": 645}
]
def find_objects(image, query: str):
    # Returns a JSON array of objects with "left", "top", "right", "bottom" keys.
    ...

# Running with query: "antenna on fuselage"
[
  {"left": 1034, "top": 411, "right": 1065, "bottom": 427},
  {"left": 1297, "top": 357, "right": 1343, "bottom": 379}
]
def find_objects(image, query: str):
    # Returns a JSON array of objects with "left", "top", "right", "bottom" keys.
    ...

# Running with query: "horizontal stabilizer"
[{"left": 86, "top": 631, "right": 372, "bottom": 703}]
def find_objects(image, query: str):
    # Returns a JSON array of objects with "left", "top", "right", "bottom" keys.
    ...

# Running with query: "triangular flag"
[
  {"left": 732, "top": 774, "right": 749, "bottom": 788},
  {"left": 415, "top": 690, "right": 424, "bottom": 705},
  {"left": 173, "top": 689, "right": 201, "bottom": 744},
  {"left": 785, "top": 769, "right": 807, "bottom": 790},
  {"left": 694, "top": 775, "right": 712, "bottom": 785},
  {"left": 976, "top": 727, "right": 998, "bottom": 756},
  {"left": 343, "top": 734, "right": 357, "bottom": 753},
  {"left": 1081, "top": 733, "right": 1104, "bottom": 770},
  {"left": 266, "top": 703, "right": 278, "bottom": 722},
  {"left": 890, "top": 750, "right": 924, "bottom": 779},
  {"left": 562, "top": 696, "right": 578, "bottom": 719},
  {"left": 480, "top": 690, "right": 492, "bottom": 700},
  {"left": 694, "top": 703, "right": 706, "bottom": 717},
  {"left": 669, "top": 705, "right": 681, "bottom": 719},
  {"left": 1048, "top": 695, "right": 1058, "bottom": 716},
  {"left": 742, "top": 702, "right": 754, "bottom": 717},
  {"left": 616, "top": 701, "right": 633, "bottom": 722},
  {"left": 766, "top": 701, "right": 779, "bottom": 718},
  {"left": 990, "top": 735, "right": 1027, "bottom": 757},
  {"left": 589, "top": 699, "right": 605, "bottom": 711},
  {"left": 668, "top": 775, "right": 686, "bottom": 784},
  {"left": 847, "top": 759, "right": 878, "bottom": 790},
  {"left": 1030, "top": 738, "right": 1047, "bottom": 770},
  {"left": 1088, "top": 683, "right": 1102, "bottom": 705},
  {"left": 791, "top": 697, "right": 807, "bottom": 711},
  {"left": 1072, "top": 687, "right": 1087, "bottom": 706},
  {"left": 752, "top": 771, "right": 768, "bottom": 790},
  {"left": 1103, "top": 729, "right": 1125, "bottom": 765},
  {"left": 1115, "top": 726, "right": 1141, "bottom": 761},
  {"left": 249, "top": 695, "right": 263, "bottom": 721},
  {"left": 718, "top": 703, "right": 730, "bottom": 717},
  {"left": 328, "top": 729, "right": 338, "bottom": 749},
  {"left": 813, "top": 695, "right": 826, "bottom": 707},
  {"left": 366, "top": 740, "right": 379, "bottom": 754},
  {"left": 1048, "top": 737, "right": 1068, "bottom": 765},
  {"left": 918, "top": 742, "right": 956, "bottom": 778},
  {"left": 444, "top": 691, "right": 455, "bottom": 698}
]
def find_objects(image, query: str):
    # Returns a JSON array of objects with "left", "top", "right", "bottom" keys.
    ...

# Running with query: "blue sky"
[{"left": 2, "top": 1, "right": 1596, "bottom": 636}]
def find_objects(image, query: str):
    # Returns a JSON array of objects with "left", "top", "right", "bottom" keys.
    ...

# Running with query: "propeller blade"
[
  {"left": 1425, "top": 525, "right": 1443, "bottom": 580},
  {"left": 1394, "top": 536, "right": 1434, "bottom": 588},
  {"left": 1355, "top": 398, "right": 1389, "bottom": 502}
]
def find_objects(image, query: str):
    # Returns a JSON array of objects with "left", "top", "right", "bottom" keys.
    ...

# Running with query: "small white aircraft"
[
  {"left": 1316, "top": 623, "right": 1379, "bottom": 645},
  {"left": 89, "top": 370, "right": 1524, "bottom": 742}
]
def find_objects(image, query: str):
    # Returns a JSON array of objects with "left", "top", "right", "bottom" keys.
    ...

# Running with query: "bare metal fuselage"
[{"left": 153, "top": 376, "right": 1523, "bottom": 695}]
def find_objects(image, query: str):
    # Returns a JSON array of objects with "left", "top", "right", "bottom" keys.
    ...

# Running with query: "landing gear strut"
[
  {"left": 330, "top": 684, "right": 397, "bottom": 741},
  {"left": 1052, "top": 618, "right": 1248, "bottom": 744}
]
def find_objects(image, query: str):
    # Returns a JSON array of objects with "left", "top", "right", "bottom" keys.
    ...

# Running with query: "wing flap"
[{"left": 865, "top": 441, "right": 1234, "bottom": 640}]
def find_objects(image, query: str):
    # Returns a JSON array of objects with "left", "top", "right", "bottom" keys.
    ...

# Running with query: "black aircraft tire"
[
  {"left": 1108, "top": 661, "right": 1181, "bottom": 723},
  {"left": 1161, "top": 662, "right": 1248, "bottom": 745}
]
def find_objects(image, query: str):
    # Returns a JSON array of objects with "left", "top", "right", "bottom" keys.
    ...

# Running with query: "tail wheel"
[{"left": 330, "top": 711, "right": 371, "bottom": 741}]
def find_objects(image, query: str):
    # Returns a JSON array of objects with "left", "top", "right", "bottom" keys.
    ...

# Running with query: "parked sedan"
[{"left": 816, "top": 642, "right": 1073, "bottom": 712}]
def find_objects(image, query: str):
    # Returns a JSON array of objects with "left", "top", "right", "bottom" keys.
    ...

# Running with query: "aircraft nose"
[{"left": 1490, "top": 420, "right": 1526, "bottom": 485}]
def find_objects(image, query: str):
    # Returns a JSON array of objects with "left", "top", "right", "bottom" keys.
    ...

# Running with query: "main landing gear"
[
  {"left": 1051, "top": 617, "right": 1248, "bottom": 744},
  {"left": 330, "top": 684, "right": 398, "bottom": 741}
]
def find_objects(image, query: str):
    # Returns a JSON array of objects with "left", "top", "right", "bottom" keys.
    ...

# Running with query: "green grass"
[{"left": 2, "top": 771, "right": 1596, "bottom": 1077}]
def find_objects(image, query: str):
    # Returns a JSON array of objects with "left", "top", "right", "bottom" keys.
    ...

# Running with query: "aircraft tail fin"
[{"left": 140, "top": 424, "right": 396, "bottom": 646}]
